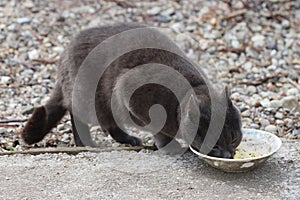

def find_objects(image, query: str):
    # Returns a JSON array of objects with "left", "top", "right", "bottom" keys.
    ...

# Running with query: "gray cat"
[{"left": 21, "top": 23, "right": 242, "bottom": 158}]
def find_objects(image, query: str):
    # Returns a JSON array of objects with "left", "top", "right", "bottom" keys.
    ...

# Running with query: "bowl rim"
[{"left": 189, "top": 128, "right": 282, "bottom": 162}]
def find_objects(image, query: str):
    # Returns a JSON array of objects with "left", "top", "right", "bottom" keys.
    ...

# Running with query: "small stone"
[
  {"left": 0, "top": 128, "right": 6, "bottom": 134},
  {"left": 175, "top": 33, "right": 188, "bottom": 42},
  {"left": 0, "top": 76, "right": 12, "bottom": 84},
  {"left": 241, "top": 110, "right": 251, "bottom": 117},
  {"left": 112, "top": 143, "right": 120, "bottom": 147},
  {"left": 250, "top": 124, "right": 259, "bottom": 129},
  {"left": 22, "top": 106, "right": 34, "bottom": 115},
  {"left": 266, "top": 40, "right": 277, "bottom": 50},
  {"left": 31, "top": 97, "right": 41, "bottom": 105},
  {"left": 265, "top": 125, "right": 277, "bottom": 134},
  {"left": 259, "top": 118, "right": 270, "bottom": 127},
  {"left": 57, "top": 124, "right": 65, "bottom": 131},
  {"left": 251, "top": 34, "right": 265, "bottom": 48},
  {"left": 17, "top": 17, "right": 31, "bottom": 24},
  {"left": 154, "top": 16, "right": 171, "bottom": 23},
  {"left": 28, "top": 49, "right": 39, "bottom": 60},
  {"left": 281, "top": 96, "right": 300, "bottom": 112},
  {"left": 171, "top": 23, "right": 184, "bottom": 33},
  {"left": 247, "top": 85, "right": 256, "bottom": 94},
  {"left": 286, "top": 88, "right": 298, "bottom": 96},
  {"left": 21, "top": 69, "right": 34, "bottom": 76},
  {"left": 61, "top": 134, "right": 70, "bottom": 143},
  {"left": 231, "top": 40, "right": 240, "bottom": 48},
  {"left": 275, "top": 112, "right": 283, "bottom": 119},
  {"left": 0, "top": 138, "right": 7, "bottom": 144},
  {"left": 292, "top": 129, "right": 300, "bottom": 136},
  {"left": 243, "top": 62, "right": 253, "bottom": 71},
  {"left": 7, "top": 24, "right": 16, "bottom": 31},
  {"left": 260, "top": 99, "right": 271, "bottom": 108},
  {"left": 24, "top": 0, "right": 34, "bottom": 8},
  {"left": 270, "top": 100, "right": 282, "bottom": 109},
  {"left": 174, "top": 12, "right": 184, "bottom": 21},
  {"left": 147, "top": 7, "right": 161, "bottom": 16},
  {"left": 281, "top": 20, "right": 290, "bottom": 29},
  {"left": 267, "top": 82, "right": 276, "bottom": 91},
  {"left": 52, "top": 46, "right": 64, "bottom": 54},
  {"left": 161, "top": 8, "right": 175, "bottom": 17},
  {"left": 288, "top": 71, "right": 298, "bottom": 82}
]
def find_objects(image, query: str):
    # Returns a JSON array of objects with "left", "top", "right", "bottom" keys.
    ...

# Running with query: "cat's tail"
[{"left": 21, "top": 84, "right": 67, "bottom": 145}]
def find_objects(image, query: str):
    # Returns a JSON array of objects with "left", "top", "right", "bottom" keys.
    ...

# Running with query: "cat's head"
[{"left": 182, "top": 87, "right": 242, "bottom": 158}]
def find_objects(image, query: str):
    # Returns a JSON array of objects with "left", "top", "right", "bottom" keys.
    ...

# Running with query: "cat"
[{"left": 21, "top": 23, "right": 242, "bottom": 158}]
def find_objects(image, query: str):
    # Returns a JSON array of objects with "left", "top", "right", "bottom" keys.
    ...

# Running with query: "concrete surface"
[{"left": 0, "top": 139, "right": 299, "bottom": 200}]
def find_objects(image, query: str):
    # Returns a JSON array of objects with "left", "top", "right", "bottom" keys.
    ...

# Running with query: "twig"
[
  {"left": 268, "top": 0, "right": 297, "bottom": 4},
  {"left": 32, "top": 58, "right": 58, "bottom": 65},
  {"left": 104, "top": 0, "right": 136, "bottom": 8},
  {"left": 219, "top": 47, "right": 245, "bottom": 54},
  {"left": 238, "top": 73, "right": 281, "bottom": 86},
  {"left": 0, "top": 146, "right": 157, "bottom": 156},
  {"left": 287, "top": 78, "right": 300, "bottom": 90},
  {"left": 0, "top": 119, "right": 28, "bottom": 123},
  {"left": 221, "top": 9, "right": 248, "bottom": 21}
]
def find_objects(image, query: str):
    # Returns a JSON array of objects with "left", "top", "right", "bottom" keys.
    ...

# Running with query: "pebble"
[
  {"left": 260, "top": 99, "right": 271, "bottom": 108},
  {"left": 288, "top": 71, "right": 299, "bottom": 82},
  {"left": 22, "top": 106, "right": 34, "bottom": 115},
  {"left": 147, "top": 7, "right": 161, "bottom": 16},
  {"left": 28, "top": 49, "right": 39, "bottom": 60},
  {"left": 0, "top": 128, "right": 6, "bottom": 134},
  {"left": 161, "top": 8, "right": 175, "bottom": 17},
  {"left": 241, "top": 110, "right": 251, "bottom": 117},
  {"left": 250, "top": 124, "right": 260, "bottom": 129},
  {"left": 57, "top": 124, "right": 66, "bottom": 131},
  {"left": 259, "top": 118, "right": 270, "bottom": 127},
  {"left": 281, "top": 20, "right": 290, "bottom": 29},
  {"left": 270, "top": 100, "right": 282, "bottom": 109},
  {"left": 17, "top": 17, "right": 31, "bottom": 24},
  {"left": 0, "top": 76, "right": 12, "bottom": 84},
  {"left": 265, "top": 125, "right": 277, "bottom": 134},
  {"left": 154, "top": 16, "right": 171, "bottom": 23},
  {"left": 266, "top": 40, "right": 277, "bottom": 50},
  {"left": 61, "top": 134, "right": 70, "bottom": 143},
  {"left": 52, "top": 46, "right": 64, "bottom": 54},
  {"left": 231, "top": 40, "right": 240, "bottom": 48},
  {"left": 251, "top": 34, "right": 265, "bottom": 48},
  {"left": 24, "top": 0, "right": 34, "bottom": 8},
  {"left": 286, "top": 88, "right": 298, "bottom": 96},
  {"left": 281, "top": 96, "right": 300, "bottom": 112},
  {"left": 246, "top": 85, "right": 256, "bottom": 94},
  {"left": 275, "top": 112, "right": 284, "bottom": 119},
  {"left": 0, "top": 138, "right": 7, "bottom": 144}
]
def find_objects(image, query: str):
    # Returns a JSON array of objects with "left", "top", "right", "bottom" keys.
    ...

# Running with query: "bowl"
[{"left": 189, "top": 129, "right": 282, "bottom": 172}]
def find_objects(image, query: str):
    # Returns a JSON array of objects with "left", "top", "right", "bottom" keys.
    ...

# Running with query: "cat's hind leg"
[{"left": 70, "top": 114, "right": 95, "bottom": 147}]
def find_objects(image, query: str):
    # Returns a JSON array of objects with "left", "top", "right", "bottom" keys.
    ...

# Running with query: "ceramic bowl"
[{"left": 189, "top": 129, "right": 282, "bottom": 172}]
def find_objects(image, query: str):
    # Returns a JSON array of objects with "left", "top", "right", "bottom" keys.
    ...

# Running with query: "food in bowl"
[{"left": 233, "top": 145, "right": 261, "bottom": 159}]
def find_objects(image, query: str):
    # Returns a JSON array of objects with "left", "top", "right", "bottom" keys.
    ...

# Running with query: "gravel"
[{"left": 0, "top": 0, "right": 299, "bottom": 149}]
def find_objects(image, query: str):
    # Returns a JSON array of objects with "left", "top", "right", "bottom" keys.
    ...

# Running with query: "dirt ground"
[{"left": 0, "top": 139, "right": 299, "bottom": 200}]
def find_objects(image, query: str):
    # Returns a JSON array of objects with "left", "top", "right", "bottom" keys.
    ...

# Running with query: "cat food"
[{"left": 234, "top": 145, "right": 261, "bottom": 159}]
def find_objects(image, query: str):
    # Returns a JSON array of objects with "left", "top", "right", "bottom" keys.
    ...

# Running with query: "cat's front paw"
[
  {"left": 21, "top": 106, "right": 47, "bottom": 145},
  {"left": 126, "top": 135, "right": 143, "bottom": 146}
]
